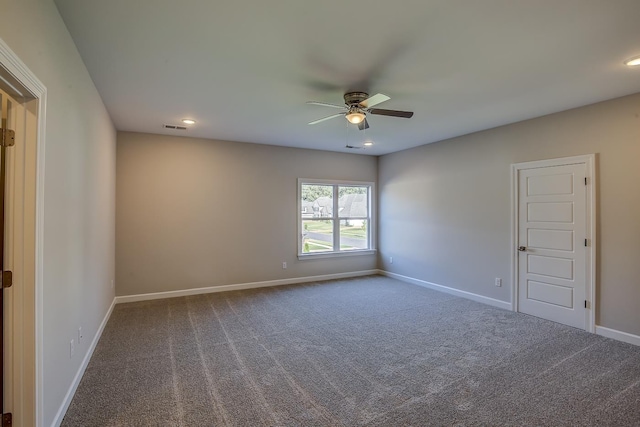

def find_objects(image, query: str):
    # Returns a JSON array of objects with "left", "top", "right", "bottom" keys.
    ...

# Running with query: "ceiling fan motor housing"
[{"left": 344, "top": 92, "right": 369, "bottom": 106}]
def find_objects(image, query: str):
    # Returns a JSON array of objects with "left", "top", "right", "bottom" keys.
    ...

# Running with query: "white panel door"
[{"left": 518, "top": 163, "right": 587, "bottom": 328}]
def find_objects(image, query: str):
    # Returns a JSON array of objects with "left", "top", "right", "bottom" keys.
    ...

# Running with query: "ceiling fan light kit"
[
  {"left": 346, "top": 109, "right": 365, "bottom": 124},
  {"left": 625, "top": 55, "right": 640, "bottom": 66},
  {"left": 307, "top": 92, "right": 413, "bottom": 131}
]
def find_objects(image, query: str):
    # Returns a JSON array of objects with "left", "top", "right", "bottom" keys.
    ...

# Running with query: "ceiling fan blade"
[
  {"left": 359, "top": 93, "right": 390, "bottom": 108},
  {"left": 369, "top": 108, "right": 414, "bottom": 118},
  {"left": 306, "top": 101, "right": 346, "bottom": 109},
  {"left": 309, "top": 113, "right": 344, "bottom": 125},
  {"left": 358, "top": 118, "right": 370, "bottom": 131}
]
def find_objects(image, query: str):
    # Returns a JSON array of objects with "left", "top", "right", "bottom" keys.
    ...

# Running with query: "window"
[{"left": 298, "top": 179, "right": 374, "bottom": 258}]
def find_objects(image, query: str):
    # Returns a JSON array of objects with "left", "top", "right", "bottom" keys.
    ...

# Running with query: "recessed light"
[
  {"left": 363, "top": 141, "right": 374, "bottom": 147},
  {"left": 182, "top": 119, "right": 196, "bottom": 125},
  {"left": 624, "top": 55, "right": 640, "bottom": 67}
]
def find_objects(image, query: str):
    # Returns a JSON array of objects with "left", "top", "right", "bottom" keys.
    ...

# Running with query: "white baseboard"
[
  {"left": 379, "top": 271, "right": 640, "bottom": 347},
  {"left": 51, "top": 298, "right": 116, "bottom": 427},
  {"left": 45, "top": 272, "right": 640, "bottom": 427},
  {"left": 115, "top": 270, "right": 379, "bottom": 304},
  {"left": 379, "top": 270, "right": 512, "bottom": 311},
  {"left": 595, "top": 325, "right": 640, "bottom": 347}
]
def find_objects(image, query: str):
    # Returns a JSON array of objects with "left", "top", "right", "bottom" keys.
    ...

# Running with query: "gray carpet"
[{"left": 62, "top": 275, "right": 640, "bottom": 426}]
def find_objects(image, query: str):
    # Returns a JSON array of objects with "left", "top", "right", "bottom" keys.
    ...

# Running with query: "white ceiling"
[{"left": 54, "top": 0, "right": 640, "bottom": 156}]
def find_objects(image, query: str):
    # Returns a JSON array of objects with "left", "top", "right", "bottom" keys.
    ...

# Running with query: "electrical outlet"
[
  {"left": 70, "top": 339, "right": 75, "bottom": 358},
  {"left": 495, "top": 278, "right": 502, "bottom": 287},
  {"left": 78, "top": 327, "right": 83, "bottom": 343},
  {"left": 282, "top": 262, "right": 287, "bottom": 269},
  {"left": 390, "top": 257, "right": 393, "bottom": 264}
]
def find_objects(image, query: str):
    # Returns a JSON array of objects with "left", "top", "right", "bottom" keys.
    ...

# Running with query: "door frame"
[
  {"left": 0, "top": 38, "right": 46, "bottom": 426},
  {"left": 510, "top": 154, "right": 596, "bottom": 332}
]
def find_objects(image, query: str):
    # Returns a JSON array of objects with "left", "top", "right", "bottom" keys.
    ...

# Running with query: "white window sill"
[{"left": 297, "top": 249, "right": 377, "bottom": 260}]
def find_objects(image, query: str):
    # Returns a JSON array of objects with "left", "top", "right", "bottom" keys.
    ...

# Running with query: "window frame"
[{"left": 297, "top": 178, "right": 376, "bottom": 260}]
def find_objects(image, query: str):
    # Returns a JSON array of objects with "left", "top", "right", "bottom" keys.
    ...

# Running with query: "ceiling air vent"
[{"left": 163, "top": 124, "right": 187, "bottom": 130}]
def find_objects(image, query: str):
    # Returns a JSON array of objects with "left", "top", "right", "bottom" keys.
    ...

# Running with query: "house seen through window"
[{"left": 299, "top": 180, "right": 373, "bottom": 256}]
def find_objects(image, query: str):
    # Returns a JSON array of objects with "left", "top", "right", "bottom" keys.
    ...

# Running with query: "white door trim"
[
  {"left": 510, "top": 154, "right": 596, "bottom": 332},
  {"left": 0, "top": 37, "right": 47, "bottom": 427}
]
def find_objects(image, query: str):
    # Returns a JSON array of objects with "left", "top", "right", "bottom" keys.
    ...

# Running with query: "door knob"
[{"left": 518, "top": 246, "right": 526, "bottom": 252}]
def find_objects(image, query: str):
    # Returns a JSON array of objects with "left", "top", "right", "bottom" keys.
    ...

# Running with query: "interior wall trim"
[
  {"left": 51, "top": 298, "right": 116, "bottom": 427},
  {"left": 0, "top": 36, "right": 48, "bottom": 427},
  {"left": 49, "top": 271, "right": 640, "bottom": 426},
  {"left": 379, "top": 270, "right": 512, "bottom": 310},
  {"left": 114, "top": 270, "right": 379, "bottom": 304},
  {"left": 380, "top": 270, "right": 640, "bottom": 347},
  {"left": 595, "top": 325, "right": 640, "bottom": 347}
]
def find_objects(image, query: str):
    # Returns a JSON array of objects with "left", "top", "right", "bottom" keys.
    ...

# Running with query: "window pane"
[
  {"left": 302, "top": 220, "right": 334, "bottom": 253},
  {"left": 340, "top": 219, "right": 368, "bottom": 251},
  {"left": 301, "top": 184, "right": 333, "bottom": 218},
  {"left": 338, "top": 186, "right": 368, "bottom": 218}
]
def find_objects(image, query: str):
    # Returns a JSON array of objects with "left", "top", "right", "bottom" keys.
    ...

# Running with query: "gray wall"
[
  {"left": 378, "top": 92, "right": 640, "bottom": 336},
  {"left": 0, "top": 0, "right": 116, "bottom": 424},
  {"left": 116, "top": 132, "right": 377, "bottom": 296}
]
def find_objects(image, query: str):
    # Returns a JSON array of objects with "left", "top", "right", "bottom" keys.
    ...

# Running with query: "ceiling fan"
[{"left": 307, "top": 92, "right": 414, "bottom": 130}]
